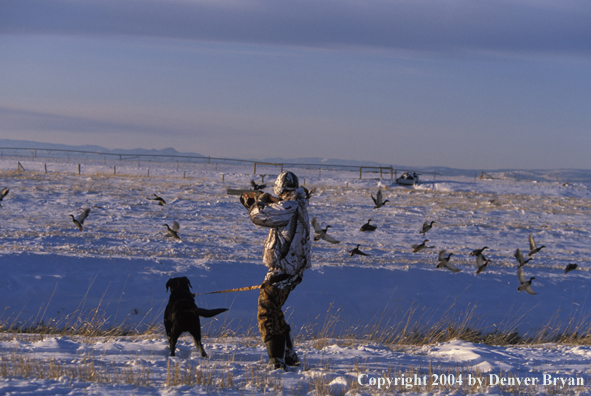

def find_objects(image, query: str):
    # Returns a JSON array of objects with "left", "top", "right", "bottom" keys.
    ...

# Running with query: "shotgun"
[
  {"left": 226, "top": 188, "right": 263, "bottom": 198},
  {"left": 193, "top": 284, "right": 261, "bottom": 296},
  {"left": 227, "top": 188, "right": 280, "bottom": 203}
]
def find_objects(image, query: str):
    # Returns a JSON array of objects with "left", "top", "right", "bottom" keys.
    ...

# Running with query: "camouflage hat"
[{"left": 274, "top": 171, "right": 299, "bottom": 196}]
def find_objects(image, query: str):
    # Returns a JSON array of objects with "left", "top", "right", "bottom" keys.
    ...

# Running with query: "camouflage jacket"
[{"left": 248, "top": 187, "right": 311, "bottom": 285}]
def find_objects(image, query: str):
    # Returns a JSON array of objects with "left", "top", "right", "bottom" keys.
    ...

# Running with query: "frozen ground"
[{"left": 1, "top": 157, "right": 591, "bottom": 395}]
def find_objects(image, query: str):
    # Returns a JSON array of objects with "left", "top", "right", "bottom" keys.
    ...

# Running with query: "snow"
[{"left": 1, "top": 157, "right": 591, "bottom": 394}]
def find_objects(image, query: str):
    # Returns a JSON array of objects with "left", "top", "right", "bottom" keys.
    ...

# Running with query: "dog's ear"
[
  {"left": 182, "top": 276, "right": 192, "bottom": 289},
  {"left": 166, "top": 279, "right": 172, "bottom": 292}
]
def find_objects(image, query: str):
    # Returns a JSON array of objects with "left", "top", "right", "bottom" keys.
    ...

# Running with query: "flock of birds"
[
  {"left": 2, "top": 184, "right": 182, "bottom": 240},
  {"left": 2, "top": 180, "right": 580, "bottom": 296},
  {"left": 310, "top": 187, "right": 579, "bottom": 296},
  {"left": 68, "top": 181, "right": 274, "bottom": 239},
  {"left": 68, "top": 193, "right": 180, "bottom": 238},
  {"left": 145, "top": 194, "right": 183, "bottom": 239},
  {"left": 427, "top": 223, "right": 579, "bottom": 295},
  {"left": 312, "top": 189, "right": 387, "bottom": 254}
]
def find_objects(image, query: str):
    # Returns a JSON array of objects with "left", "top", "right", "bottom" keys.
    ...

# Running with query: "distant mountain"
[
  {"left": 260, "top": 156, "right": 395, "bottom": 168},
  {"left": 0, "top": 139, "right": 202, "bottom": 157},
  {"left": 260, "top": 157, "right": 480, "bottom": 177}
]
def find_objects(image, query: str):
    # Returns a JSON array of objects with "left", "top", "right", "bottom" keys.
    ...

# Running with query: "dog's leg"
[
  {"left": 164, "top": 318, "right": 172, "bottom": 340},
  {"left": 169, "top": 329, "right": 181, "bottom": 357},
  {"left": 189, "top": 329, "right": 208, "bottom": 358},
  {"left": 164, "top": 304, "right": 173, "bottom": 342}
]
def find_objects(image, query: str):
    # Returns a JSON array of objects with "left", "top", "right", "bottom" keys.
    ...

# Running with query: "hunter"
[{"left": 241, "top": 171, "right": 311, "bottom": 370}]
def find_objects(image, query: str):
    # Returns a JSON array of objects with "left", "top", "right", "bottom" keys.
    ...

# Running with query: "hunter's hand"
[
  {"left": 240, "top": 193, "right": 256, "bottom": 209},
  {"left": 260, "top": 193, "right": 280, "bottom": 204}
]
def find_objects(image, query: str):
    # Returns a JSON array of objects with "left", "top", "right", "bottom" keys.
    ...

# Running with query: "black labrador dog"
[{"left": 164, "top": 276, "right": 228, "bottom": 357}]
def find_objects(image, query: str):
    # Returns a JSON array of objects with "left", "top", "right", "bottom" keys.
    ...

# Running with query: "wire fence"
[{"left": 0, "top": 146, "right": 439, "bottom": 181}]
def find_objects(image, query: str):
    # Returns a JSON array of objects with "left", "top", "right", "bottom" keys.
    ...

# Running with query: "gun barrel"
[{"left": 226, "top": 189, "right": 262, "bottom": 197}]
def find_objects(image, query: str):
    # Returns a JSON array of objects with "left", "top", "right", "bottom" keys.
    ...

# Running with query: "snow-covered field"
[{"left": 1, "top": 157, "right": 591, "bottom": 395}]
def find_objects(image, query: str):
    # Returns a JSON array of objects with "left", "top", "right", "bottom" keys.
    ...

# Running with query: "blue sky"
[{"left": 1, "top": 0, "right": 590, "bottom": 169}]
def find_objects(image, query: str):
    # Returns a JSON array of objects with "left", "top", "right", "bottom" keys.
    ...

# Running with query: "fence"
[{"left": 0, "top": 146, "right": 438, "bottom": 180}]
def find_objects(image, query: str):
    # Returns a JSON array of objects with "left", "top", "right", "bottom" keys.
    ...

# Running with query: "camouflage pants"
[{"left": 257, "top": 284, "right": 293, "bottom": 342}]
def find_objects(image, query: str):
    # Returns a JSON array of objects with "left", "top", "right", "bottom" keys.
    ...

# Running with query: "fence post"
[
  {"left": 114, "top": 166, "right": 116, "bottom": 176},
  {"left": 254, "top": 163, "right": 256, "bottom": 174},
  {"left": 359, "top": 167, "right": 362, "bottom": 180},
  {"left": 78, "top": 164, "right": 81, "bottom": 175},
  {"left": 380, "top": 167, "right": 383, "bottom": 179},
  {"left": 44, "top": 164, "right": 47, "bottom": 174}
]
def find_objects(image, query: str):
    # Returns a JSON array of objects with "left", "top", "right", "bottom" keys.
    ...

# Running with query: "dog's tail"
[{"left": 195, "top": 308, "right": 228, "bottom": 318}]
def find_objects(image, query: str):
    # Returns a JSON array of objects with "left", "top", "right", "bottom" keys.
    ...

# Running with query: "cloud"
[
  {"left": 2, "top": 0, "right": 589, "bottom": 56},
  {"left": 0, "top": 106, "right": 158, "bottom": 135}
]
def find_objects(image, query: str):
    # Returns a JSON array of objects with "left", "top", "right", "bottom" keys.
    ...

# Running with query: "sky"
[{"left": 1, "top": 0, "right": 590, "bottom": 170}]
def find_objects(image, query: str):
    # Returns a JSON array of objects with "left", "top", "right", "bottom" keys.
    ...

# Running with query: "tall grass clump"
[
  {"left": 0, "top": 281, "right": 166, "bottom": 340},
  {"left": 294, "top": 297, "right": 591, "bottom": 349}
]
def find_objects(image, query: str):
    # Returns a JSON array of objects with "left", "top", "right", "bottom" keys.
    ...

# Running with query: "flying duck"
[
  {"left": 349, "top": 244, "right": 368, "bottom": 257},
  {"left": 312, "top": 217, "right": 340, "bottom": 244},
  {"left": 437, "top": 250, "right": 460, "bottom": 273},
  {"left": 564, "top": 264, "right": 578, "bottom": 274},
  {"left": 304, "top": 187, "right": 317, "bottom": 199},
  {"left": 528, "top": 234, "right": 546, "bottom": 257},
  {"left": 360, "top": 219, "right": 377, "bottom": 232},
  {"left": 164, "top": 221, "right": 181, "bottom": 240},
  {"left": 148, "top": 194, "right": 166, "bottom": 206},
  {"left": 0, "top": 187, "right": 8, "bottom": 207},
  {"left": 412, "top": 239, "right": 434, "bottom": 253},
  {"left": 69, "top": 208, "right": 90, "bottom": 232},
  {"left": 250, "top": 180, "right": 267, "bottom": 191},
  {"left": 514, "top": 248, "right": 533, "bottom": 268},
  {"left": 475, "top": 254, "right": 491, "bottom": 275},
  {"left": 517, "top": 267, "right": 537, "bottom": 295},
  {"left": 420, "top": 221, "right": 435, "bottom": 236},
  {"left": 469, "top": 247, "right": 489, "bottom": 257},
  {"left": 371, "top": 189, "right": 389, "bottom": 209}
]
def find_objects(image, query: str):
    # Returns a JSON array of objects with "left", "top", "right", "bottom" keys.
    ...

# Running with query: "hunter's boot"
[
  {"left": 265, "top": 334, "right": 287, "bottom": 371},
  {"left": 284, "top": 327, "right": 300, "bottom": 367}
]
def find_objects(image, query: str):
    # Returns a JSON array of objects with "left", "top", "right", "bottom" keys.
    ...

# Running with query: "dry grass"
[
  {"left": 293, "top": 298, "right": 591, "bottom": 351},
  {"left": 0, "top": 350, "right": 153, "bottom": 388},
  {"left": 3, "top": 295, "right": 591, "bottom": 348},
  {"left": 1, "top": 350, "right": 587, "bottom": 395},
  {"left": 1, "top": 301, "right": 589, "bottom": 395}
]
